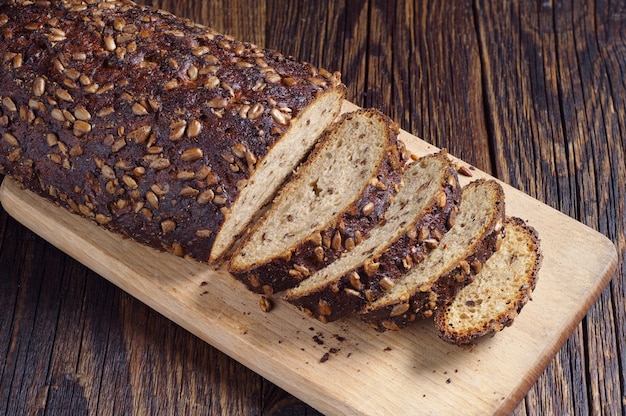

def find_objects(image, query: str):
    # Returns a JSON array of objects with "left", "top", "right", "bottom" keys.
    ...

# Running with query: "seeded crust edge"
[
  {"left": 282, "top": 151, "right": 461, "bottom": 323},
  {"left": 359, "top": 179, "right": 507, "bottom": 332},
  {"left": 432, "top": 216, "right": 542, "bottom": 345},
  {"left": 228, "top": 108, "right": 406, "bottom": 295}
]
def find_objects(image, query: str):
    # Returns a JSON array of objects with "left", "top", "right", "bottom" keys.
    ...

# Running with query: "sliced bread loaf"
[
  {"left": 434, "top": 217, "right": 542, "bottom": 344},
  {"left": 228, "top": 109, "right": 406, "bottom": 294},
  {"left": 360, "top": 179, "right": 506, "bottom": 331},
  {"left": 0, "top": 0, "right": 345, "bottom": 263},
  {"left": 283, "top": 151, "right": 461, "bottom": 322}
]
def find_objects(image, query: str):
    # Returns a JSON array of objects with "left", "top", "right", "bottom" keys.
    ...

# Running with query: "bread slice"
[
  {"left": 228, "top": 109, "right": 405, "bottom": 294},
  {"left": 283, "top": 151, "right": 461, "bottom": 322},
  {"left": 434, "top": 217, "right": 542, "bottom": 344},
  {"left": 0, "top": 0, "right": 344, "bottom": 263},
  {"left": 209, "top": 89, "right": 346, "bottom": 262},
  {"left": 360, "top": 179, "right": 506, "bottom": 331}
]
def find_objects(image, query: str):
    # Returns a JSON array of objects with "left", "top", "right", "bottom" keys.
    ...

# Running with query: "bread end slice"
[{"left": 433, "top": 217, "right": 542, "bottom": 344}]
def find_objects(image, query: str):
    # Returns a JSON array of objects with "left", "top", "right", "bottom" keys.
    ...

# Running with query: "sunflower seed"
[
  {"left": 169, "top": 120, "right": 187, "bottom": 141},
  {"left": 55, "top": 88, "right": 73, "bottom": 102},
  {"left": 33, "top": 77, "right": 46, "bottom": 97},
  {"left": 2, "top": 132, "right": 18, "bottom": 147},
  {"left": 73, "top": 120, "right": 92, "bottom": 136},
  {"left": 104, "top": 35, "right": 116, "bottom": 51},
  {"left": 74, "top": 106, "right": 91, "bottom": 121},
  {"left": 187, "top": 119, "right": 202, "bottom": 138},
  {"left": 2, "top": 97, "right": 16, "bottom": 112},
  {"left": 132, "top": 103, "right": 148, "bottom": 116},
  {"left": 127, "top": 125, "right": 151, "bottom": 143},
  {"left": 160, "top": 219, "right": 176, "bottom": 234},
  {"left": 181, "top": 147, "right": 203, "bottom": 162}
]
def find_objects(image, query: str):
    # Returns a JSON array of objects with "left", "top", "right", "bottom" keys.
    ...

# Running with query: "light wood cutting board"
[{"left": 0, "top": 102, "right": 618, "bottom": 415}]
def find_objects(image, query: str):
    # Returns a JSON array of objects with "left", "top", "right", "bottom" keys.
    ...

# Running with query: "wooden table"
[{"left": 1, "top": 1, "right": 624, "bottom": 414}]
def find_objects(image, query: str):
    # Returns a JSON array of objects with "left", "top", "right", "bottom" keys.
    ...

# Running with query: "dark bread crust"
[
  {"left": 360, "top": 179, "right": 506, "bottom": 332},
  {"left": 433, "top": 217, "right": 542, "bottom": 344},
  {"left": 229, "top": 109, "right": 407, "bottom": 295},
  {"left": 284, "top": 152, "right": 461, "bottom": 323},
  {"left": 0, "top": 0, "right": 344, "bottom": 262}
]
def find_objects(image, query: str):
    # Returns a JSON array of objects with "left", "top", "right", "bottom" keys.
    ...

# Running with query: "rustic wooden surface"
[
  {"left": 0, "top": 0, "right": 624, "bottom": 415},
  {"left": 0, "top": 116, "right": 618, "bottom": 415}
]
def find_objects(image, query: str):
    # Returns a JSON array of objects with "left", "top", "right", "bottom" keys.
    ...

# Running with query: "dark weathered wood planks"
[{"left": 0, "top": 0, "right": 623, "bottom": 414}]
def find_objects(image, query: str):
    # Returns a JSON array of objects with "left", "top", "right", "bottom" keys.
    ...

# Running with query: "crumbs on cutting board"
[
  {"left": 217, "top": 293, "right": 359, "bottom": 364},
  {"left": 304, "top": 326, "right": 349, "bottom": 363}
]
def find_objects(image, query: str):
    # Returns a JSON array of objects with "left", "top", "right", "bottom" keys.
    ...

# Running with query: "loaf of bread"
[
  {"left": 229, "top": 109, "right": 406, "bottom": 295},
  {"left": 0, "top": 0, "right": 345, "bottom": 262},
  {"left": 434, "top": 217, "right": 542, "bottom": 344},
  {"left": 0, "top": 0, "right": 542, "bottom": 346},
  {"left": 283, "top": 152, "right": 461, "bottom": 322},
  {"left": 360, "top": 179, "right": 506, "bottom": 331}
]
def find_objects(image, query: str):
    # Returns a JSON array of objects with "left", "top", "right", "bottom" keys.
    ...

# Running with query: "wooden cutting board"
[{"left": 0, "top": 102, "right": 617, "bottom": 415}]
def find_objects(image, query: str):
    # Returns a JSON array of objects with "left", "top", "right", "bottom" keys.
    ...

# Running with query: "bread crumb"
[{"left": 258, "top": 296, "right": 273, "bottom": 312}]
